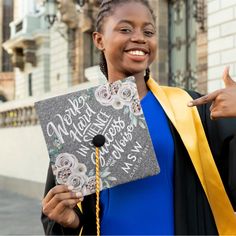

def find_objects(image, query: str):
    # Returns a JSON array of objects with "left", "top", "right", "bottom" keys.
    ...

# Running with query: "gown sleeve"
[{"left": 187, "top": 90, "right": 236, "bottom": 210}]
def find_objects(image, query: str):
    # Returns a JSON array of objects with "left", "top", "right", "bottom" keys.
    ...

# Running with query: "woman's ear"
[{"left": 93, "top": 32, "right": 104, "bottom": 51}]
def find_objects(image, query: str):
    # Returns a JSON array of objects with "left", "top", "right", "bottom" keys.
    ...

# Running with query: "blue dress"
[{"left": 100, "top": 91, "right": 175, "bottom": 235}]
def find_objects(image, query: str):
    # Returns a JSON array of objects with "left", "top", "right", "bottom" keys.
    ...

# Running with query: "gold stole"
[{"left": 147, "top": 78, "right": 236, "bottom": 235}]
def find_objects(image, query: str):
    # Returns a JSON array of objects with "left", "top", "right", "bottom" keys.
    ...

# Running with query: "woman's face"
[{"left": 94, "top": 2, "right": 157, "bottom": 80}]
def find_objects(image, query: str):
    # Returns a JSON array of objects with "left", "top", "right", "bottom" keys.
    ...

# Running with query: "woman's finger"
[
  {"left": 209, "top": 100, "right": 215, "bottom": 112},
  {"left": 52, "top": 198, "right": 82, "bottom": 217},
  {"left": 43, "top": 185, "right": 72, "bottom": 206},
  {"left": 222, "top": 66, "right": 236, "bottom": 87},
  {"left": 210, "top": 110, "right": 223, "bottom": 119},
  {"left": 187, "top": 90, "right": 221, "bottom": 107},
  {"left": 43, "top": 191, "right": 82, "bottom": 215}
]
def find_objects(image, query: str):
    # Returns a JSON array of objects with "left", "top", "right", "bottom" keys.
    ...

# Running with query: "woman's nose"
[{"left": 130, "top": 31, "right": 146, "bottom": 43}]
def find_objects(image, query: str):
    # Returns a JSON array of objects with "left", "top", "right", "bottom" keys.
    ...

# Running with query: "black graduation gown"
[{"left": 41, "top": 91, "right": 236, "bottom": 235}]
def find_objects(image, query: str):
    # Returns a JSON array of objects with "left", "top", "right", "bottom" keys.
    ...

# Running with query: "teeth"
[{"left": 128, "top": 50, "right": 145, "bottom": 56}]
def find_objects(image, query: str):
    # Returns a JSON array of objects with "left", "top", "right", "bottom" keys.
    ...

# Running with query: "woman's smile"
[{"left": 124, "top": 47, "right": 150, "bottom": 62}]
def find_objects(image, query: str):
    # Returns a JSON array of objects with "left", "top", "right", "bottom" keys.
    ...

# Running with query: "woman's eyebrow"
[
  {"left": 116, "top": 19, "right": 155, "bottom": 28},
  {"left": 116, "top": 19, "right": 133, "bottom": 25}
]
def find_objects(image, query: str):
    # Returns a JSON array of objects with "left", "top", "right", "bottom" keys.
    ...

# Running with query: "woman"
[{"left": 41, "top": 0, "right": 236, "bottom": 235}]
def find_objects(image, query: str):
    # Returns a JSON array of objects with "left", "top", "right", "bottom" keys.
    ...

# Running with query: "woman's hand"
[
  {"left": 188, "top": 67, "right": 236, "bottom": 119},
  {"left": 42, "top": 185, "right": 84, "bottom": 229}
]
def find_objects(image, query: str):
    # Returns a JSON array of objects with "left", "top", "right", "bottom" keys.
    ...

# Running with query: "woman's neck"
[
  {"left": 107, "top": 72, "right": 148, "bottom": 100},
  {"left": 134, "top": 73, "right": 149, "bottom": 99}
]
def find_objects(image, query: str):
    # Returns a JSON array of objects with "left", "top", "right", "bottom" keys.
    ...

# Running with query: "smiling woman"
[
  {"left": 41, "top": 0, "right": 236, "bottom": 235},
  {"left": 94, "top": 0, "right": 157, "bottom": 91}
]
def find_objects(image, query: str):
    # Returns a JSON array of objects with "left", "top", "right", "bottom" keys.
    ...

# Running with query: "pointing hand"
[{"left": 188, "top": 67, "right": 236, "bottom": 119}]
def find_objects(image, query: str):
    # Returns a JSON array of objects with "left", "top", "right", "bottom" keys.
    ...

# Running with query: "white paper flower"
[
  {"left": 66, "top": 173, "right": 88, "bottom": 192},
  {"left": 118, "top": 82, "right": 136, "bottom": 103},
  {"left": 112, "top": 97, "right": 124, "bottom": 110},
  {"left": 74, "top": 163, "right": 87, "bottom": 175},
  {"left": 56, "top": 166, "right": 72, "bottom": 184},
  {"left": 86, "top": 176, "right": 103, "bottom": 194},
  {"left": 109, "top": 80, "right": 122, "bottom": 95},
  {"left": 95, "top": 84, "right": 113, "bottom": 106},
  {"left": 55, "top": 153, "right": 79, "bottom": 169},
  {"left": 129, "top": 98, "right": 143, "bottom": 116}
]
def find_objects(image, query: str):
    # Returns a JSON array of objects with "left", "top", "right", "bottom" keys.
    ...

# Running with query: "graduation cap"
[{"left": 35, "top": 77, "right": 160, "bottom": 235}]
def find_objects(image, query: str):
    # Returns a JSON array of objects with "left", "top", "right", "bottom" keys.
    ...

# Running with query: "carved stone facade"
[
  {"left": 72, "top": 1, "right": 99, "bottom": 84},
  {"left": 3, "top": 0, "right": 50, "bottom": 99},
  {"left": 57, "top": 0, "right": 79, "bottom": 29}
]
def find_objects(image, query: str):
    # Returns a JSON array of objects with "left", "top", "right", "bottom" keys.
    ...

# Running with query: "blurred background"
[{"left": 0, "top": 0, "right": 235, "bottom": 234}]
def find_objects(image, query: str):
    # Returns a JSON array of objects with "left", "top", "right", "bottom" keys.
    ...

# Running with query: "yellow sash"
[{"left": 147, "top": 78, "right": 236, "bottom": 235}]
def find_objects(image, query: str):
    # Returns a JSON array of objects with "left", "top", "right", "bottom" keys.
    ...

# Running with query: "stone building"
[
  {"left": 0, "top": 0, "right": 15, "bottom": 102},
  {"left": 3, "top": 0, "right": 50, "bottom": 99}
]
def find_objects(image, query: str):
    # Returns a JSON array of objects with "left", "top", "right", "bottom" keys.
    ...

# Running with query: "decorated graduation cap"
[{"left": 35, "top": 77, "right": 160, "bottom": 235}]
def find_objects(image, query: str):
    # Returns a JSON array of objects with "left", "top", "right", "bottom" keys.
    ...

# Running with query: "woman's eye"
[
  {"left": 120, "top": 28, "right": 132, "bottom": 33},
  {"left": 144, "top": 30, "right": 155, "bottom": 37}
]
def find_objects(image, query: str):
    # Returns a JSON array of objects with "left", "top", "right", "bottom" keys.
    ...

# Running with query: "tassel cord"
[{"left": 95, "top": 147, "right": 100, "bottom": 236}]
